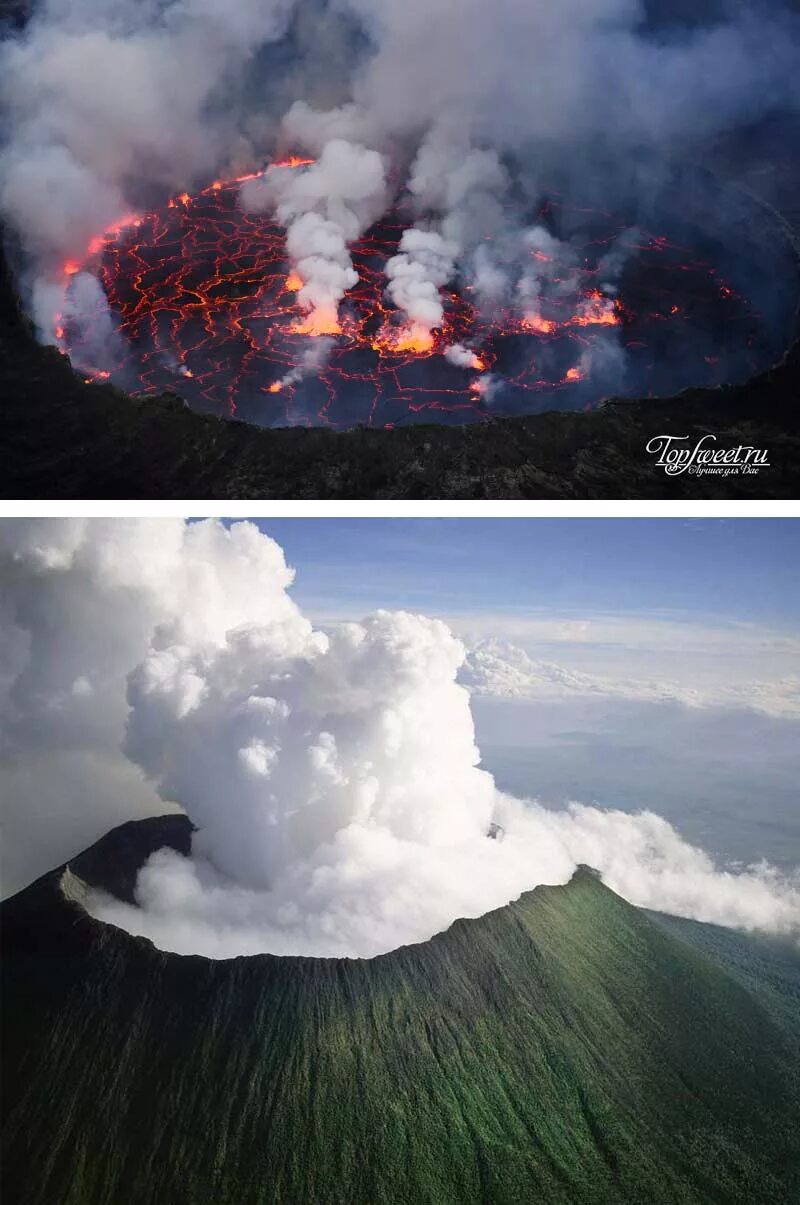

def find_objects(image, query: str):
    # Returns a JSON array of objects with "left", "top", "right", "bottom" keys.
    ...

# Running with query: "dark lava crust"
[{"left": 2, "top": 238, "right": 799, "bottom": 499}]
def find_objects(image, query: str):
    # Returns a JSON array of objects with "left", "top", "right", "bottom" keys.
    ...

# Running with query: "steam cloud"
[
  {"left": 2, "top": 519, "right": 798, "bottom": 958},
  {"left": 240, "top": 140, "right": 387, "bottom": 333},
  {"left": 2, "top": 0, "right": 799, "bottom": 385}
]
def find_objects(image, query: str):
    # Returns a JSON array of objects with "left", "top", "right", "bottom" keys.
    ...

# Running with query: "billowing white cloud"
[
  {"left": 91, "top": 792, "right": 800, "bottom": 959},
  {"left": 1, "top": 0, "right": 297, "bottom": 262},
  {"left": 0, "top": 518, "right": 307, "bottom": 893},
  {"left": 1, "top": 520, "right": 798, "bottom": 957},
  {"left": 3, "top": 0, "right": 798, "bottom": 375}
]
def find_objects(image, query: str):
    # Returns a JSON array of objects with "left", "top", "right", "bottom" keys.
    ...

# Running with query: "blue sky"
[{"left": 256, "top": 518, "right": 800, "bottom": 629}]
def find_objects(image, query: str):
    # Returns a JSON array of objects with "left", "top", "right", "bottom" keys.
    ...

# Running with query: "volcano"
[
  {"left": 55, "top": 163, "right": 798, "bottom": 430},
  {"left": 3, "top": 151, "right": 800, "bottom": 498},
  {"left": 3, "top": 815, "right": 799, "bottom": 1205}
]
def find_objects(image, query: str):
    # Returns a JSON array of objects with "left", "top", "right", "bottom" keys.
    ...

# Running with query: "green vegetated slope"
[
  {"left": 2, "top": 816, "right": 799, "bottom": 1205},
  {"left": 648, "top": 908, "right": 800, "bottom": 1047}
]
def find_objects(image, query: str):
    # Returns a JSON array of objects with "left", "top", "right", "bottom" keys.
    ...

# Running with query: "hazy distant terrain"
[{"left": 476, "top": 697, "right": 800, "bottom": 870}]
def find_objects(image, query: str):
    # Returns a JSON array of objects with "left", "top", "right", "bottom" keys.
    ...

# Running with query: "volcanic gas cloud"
[
  {"left": 1, "top": 0, "right": 799, "bottom": 428},
  {"left": 3, "top": 520, "right": 799, "bottom": 958}
]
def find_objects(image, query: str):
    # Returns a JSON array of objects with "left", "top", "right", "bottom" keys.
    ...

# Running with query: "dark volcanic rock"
[{"left": 1, "top": 240, "right": 799, "bottom": 499}]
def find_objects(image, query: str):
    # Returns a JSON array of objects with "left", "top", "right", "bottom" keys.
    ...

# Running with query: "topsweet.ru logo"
[{"left": 645, "top": 434, "right": 770, "bottom": 478}]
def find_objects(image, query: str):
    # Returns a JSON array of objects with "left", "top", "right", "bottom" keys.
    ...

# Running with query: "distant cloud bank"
[{"left": 462, "top": 638, "right": 800, "bottom": 719}]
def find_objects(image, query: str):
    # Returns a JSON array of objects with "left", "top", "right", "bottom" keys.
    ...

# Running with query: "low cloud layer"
[
  {"left": 463, "top": 638, "right": 800, "bottom": 719},
  {"left": 93, "top": 797, "right": 800, "bottom": 958},
  {"left": 1, "top": 519, "right": 798, "bottom": 957}
]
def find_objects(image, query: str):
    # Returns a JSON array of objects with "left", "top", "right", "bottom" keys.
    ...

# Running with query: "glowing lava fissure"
[{"left": 59, "top": 172, "right": 775, "bottom": 430}]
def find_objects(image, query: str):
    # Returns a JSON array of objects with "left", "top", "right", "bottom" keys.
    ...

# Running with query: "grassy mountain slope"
[
  {"left": 648, "top": 908, "right": 800, "bottom": 1046},
  {"left": 2, "top": 816, "right": 799, "bottom": 1205}
]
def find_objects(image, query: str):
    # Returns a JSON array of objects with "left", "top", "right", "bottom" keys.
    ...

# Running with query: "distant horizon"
[
  {"left": 247, "top": 518, "right": 799, "bottom": 720},
  {"left": 253, "top": 517, "right": 800, "bottom": 630}
]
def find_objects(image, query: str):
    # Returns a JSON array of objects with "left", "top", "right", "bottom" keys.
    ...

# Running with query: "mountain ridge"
[{"left": 3, "top": 815, "right": 799, "bottom": 1205}]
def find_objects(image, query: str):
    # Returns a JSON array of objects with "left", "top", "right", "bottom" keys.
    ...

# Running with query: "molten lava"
[
  {"left": 570, "top": 291, "right": 620, "bottom": 327},
  {"left": 272, "top": 155, "right": 316, "bottom": 169},
  {"left": 57, "top": 169, "right": 768, "bottom": 428},
  {"left": 291, "top": 308, "right": 342, "bottom": 337},
  {"left": 521, "top": 314, "right": 556, "bottom": 335},
  {"left": 372, "top": 324, "right": 435, "bottom": 355}
]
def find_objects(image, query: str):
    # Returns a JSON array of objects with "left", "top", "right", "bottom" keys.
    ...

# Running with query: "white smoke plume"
[
  {"left": 280, "top": 100, "right": 378, "bottom": 159},
  {"left": 384, "top": 228, "right": 459, "bottom": 342},
  {"left": 2, "top": 519, "right": 799, "bottom": 958},
  {"left": 0, "top": 0, "right": 301, "bottom": 337},
  {"left": 471, "top": 243, "right": 509, "bottom": 308},
  {"left": 382, "top": 134, "right": 509, "bottom": 342},
  {"left": 573, "top": 333, "right": 627, "bottom": 391},
  {"left": 240, "top": 139, "right": 388, "bottom": 332},
  {"left": 444, "top": 343, "right": 483, "bottom": 370},
  {"left": 271, "top": 333, "right": 335, "bottom": 390},
  {"left": 51, "top": 269, "right": 125, "bottom": 374},
  {"left": 345, "top": 0, "right": 800, "bottom": 152},
  {"left": 2, "top": 0, "right": 798, "bottom": 381},
  {"left": 0, "top": 518, "right": 305, "bottom": 892}
]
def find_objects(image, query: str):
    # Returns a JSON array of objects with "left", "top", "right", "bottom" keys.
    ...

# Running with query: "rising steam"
[
  {"left": 239, "top": 140, "right": 388, "bottom": 334},
  {"left": 1, "top": 519, "right": 798, "bottom": 958}
]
